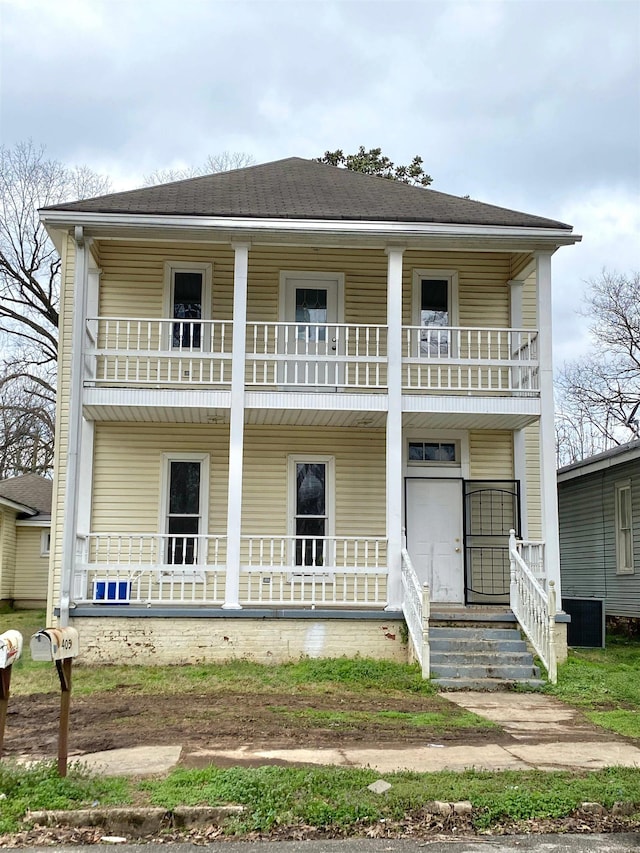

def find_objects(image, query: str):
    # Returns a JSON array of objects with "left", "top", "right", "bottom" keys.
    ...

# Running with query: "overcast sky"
[{"left": 2, "top": 0, "right": 639, "bottom": 364}]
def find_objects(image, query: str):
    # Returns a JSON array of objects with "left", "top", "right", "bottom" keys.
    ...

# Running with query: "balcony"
[
  {"left": 84, "top": 318, "right": 539, "bottom": 397},
  {"left": 73, "top": 533, "right": 388, "bottom": 608}
]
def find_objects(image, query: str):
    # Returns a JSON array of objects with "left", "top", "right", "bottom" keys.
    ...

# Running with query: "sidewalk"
[{"left": 75, "top": 692, "right": 640, "bottom": 777}]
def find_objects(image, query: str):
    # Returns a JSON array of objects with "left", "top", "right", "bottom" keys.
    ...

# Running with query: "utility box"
[
  {"left": 0, "top": 631, "right": 23, "bottom": 669},
  {"left": 563, "top": 598, "right": 605, "bottom": 648},
  {"left": 30, "top": 627, "right": 80, "bottom": 662}
]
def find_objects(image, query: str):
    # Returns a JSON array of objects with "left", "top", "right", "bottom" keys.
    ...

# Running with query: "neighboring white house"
[
  {"left": 0, "top": 474, "right": 52, "bottom": 609},
  {"left": 39, "top": 158, "right": 579, "bottom": 676}
]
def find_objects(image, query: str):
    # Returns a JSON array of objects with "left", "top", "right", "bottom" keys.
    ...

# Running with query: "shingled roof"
[
  {"left": 0, "top": 474, "right": 52, "bottom": 518},
  {"left": 42, "top": 157, "right": 571, "bottom": 230}
]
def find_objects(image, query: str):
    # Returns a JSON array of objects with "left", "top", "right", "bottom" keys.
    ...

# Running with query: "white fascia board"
[
  {"left": 558, "top": 445, "right": 640, "bottom": 482},
  {"left": 0, "top": 496, "right": 36, "bottom": 515},
  {"left": 16, "top": 517, "right": 51, "bottom": 527},
  {"left": 39, "top": 210, "right": 581, "bottom": 246}
]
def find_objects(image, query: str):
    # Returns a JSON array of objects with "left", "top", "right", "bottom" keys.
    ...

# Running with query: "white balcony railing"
[
  {"left": 509, "top": 530, "right": 557, "bottom": 683},
  {"left": 403, "top": 327, "right": 539, "bottom": 394},
  {"left": 84, "top": 317, "right": 539, "bottom": 396},
  {"left": 245, "top": 322, "right": 387, "bottom": 390},
  {"left": 401, "top": 547, "right": 430, "bottom": 677},
  {"left": 73, "top": 533, "right": 388, "bottom": 608},
  {"left": 86, "top": 318, "right": 233, "bottom": 386}
]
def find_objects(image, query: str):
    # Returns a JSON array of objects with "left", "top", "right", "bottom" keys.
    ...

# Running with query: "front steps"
[{"left": 429, "top": 620, "right": 545, "bottom": 690}]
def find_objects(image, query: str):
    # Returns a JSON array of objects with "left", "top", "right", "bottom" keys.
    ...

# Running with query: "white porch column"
[
  {"left": 509, "top": 278, "right": 528, "bottom": 538},
  {"left": 224, "top": 241, "right": 250, "bottom": 609},
  {"left": 385, "top": 245, "right": 404, "bottom": 610},
  {"left": 536, "top": 252, "right": 561, "bottom": 599},
  {"left": 59, "top": 227, "right": 89, "bottom": 626}
]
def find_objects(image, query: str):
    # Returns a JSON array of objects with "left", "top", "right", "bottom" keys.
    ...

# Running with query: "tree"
[
  {"left": 0, "top": 140, "right": 111, "bottom": 476},
  {"left": 316, "top": 146, "right": 433, "bottom": 187},
  {"left": 0, "top": 366, "right": 55, "bottom": 478},
  {"left": 143, "top": 151, "right": 256, "bottom": 186},
  {"left": 556, "top": 270, "right": 640, "bottom": 465}
]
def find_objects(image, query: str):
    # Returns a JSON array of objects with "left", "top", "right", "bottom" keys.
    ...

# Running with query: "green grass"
[
  {"left": 0, "top": 761, "right": 130, "bottom": 835},
  {"left": 2, "top": 762, "right": 638, "bottom": 836},
  {"left": 141, "top": 765, "right": 640, "bottom": 833},
  {"left": 548, "top": 634, "right": 640, "bottom": 737},
  {"left": 270, "top": 707, "right": 496, "bottom": 731},
  {"left": 8, "top": 654, "right": 439, "bottom": 698}
]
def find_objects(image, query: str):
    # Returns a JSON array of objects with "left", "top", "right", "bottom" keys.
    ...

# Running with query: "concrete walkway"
[{"left": 69, "top": 691, "right": 640, "bottom": 777}]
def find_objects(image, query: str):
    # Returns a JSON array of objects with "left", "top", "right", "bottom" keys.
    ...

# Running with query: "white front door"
[
  {"left": 405, "top": 479, "right": 464, "bottom": 603},
  {"left": 282, "top": 277, "right": 340, "bottom": 386}
]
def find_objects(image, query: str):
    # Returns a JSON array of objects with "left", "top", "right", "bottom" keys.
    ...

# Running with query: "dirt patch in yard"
[{"left": 3, "top": 689, "right": 504, "bottom": 760}]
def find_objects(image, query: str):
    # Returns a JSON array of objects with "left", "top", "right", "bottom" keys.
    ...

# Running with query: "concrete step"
[
  {"left": 430, "top": 626, "right": 522, "bottom": 640},
  {"left": 429, "top": 650, "right": 534, "bottom": 666},
  {"left": 430, "top": 663, "right": 541, "bottom": 680},
  {"left": 430, "top": 637, "right": 528, "bottom": 653},
  {"left": 432, "top": 676, "right": 545, "bottom": 691}
]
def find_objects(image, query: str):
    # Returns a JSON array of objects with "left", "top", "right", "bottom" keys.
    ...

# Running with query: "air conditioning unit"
[
  {"left": 563, "top": 598, "right": 605, "bottom": 648},
  {"left": 92, "top": 579, "right": 131, "bottom": 605}
]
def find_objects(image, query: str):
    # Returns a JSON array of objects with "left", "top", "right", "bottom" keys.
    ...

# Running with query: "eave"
[{"left": 40, "top": 210, "right": 581, "bottom": 254}]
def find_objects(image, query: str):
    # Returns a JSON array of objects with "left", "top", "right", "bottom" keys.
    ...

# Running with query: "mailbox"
[
  {"left": 0, "top": 630, "right": 23, "bottom": 669},
  {"left": 30, "top": 627, "right": 79, "bottom": 662}
]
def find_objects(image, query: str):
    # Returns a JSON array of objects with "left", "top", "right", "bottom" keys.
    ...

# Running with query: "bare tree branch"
[{"left": 143, "top": 151, "right": 255, "bottom": 186}]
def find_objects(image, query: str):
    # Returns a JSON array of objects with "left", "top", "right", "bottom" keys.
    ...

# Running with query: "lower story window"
[
  {"left": 163, "top": 454, "right": 209, "bottom": 566},
  {"left": 289, "top": 456, "right": 334, "bottom": 569},
  {"left": 615, "top": 480, "right": 634, "bottom": 574}
]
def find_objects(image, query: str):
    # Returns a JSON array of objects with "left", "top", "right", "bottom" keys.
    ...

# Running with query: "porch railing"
[
  {"left": 517, "top": 540, "right": 545, "bottom": 589},
  {"left": 403, "top": 327, "right": 539, "bottom": 394},
  {"left": 508, "top": 530, "right": 557, "bottom": 683},
  {"left": 401, "top": 546, "right": 430, "bottom": 677},
  {"left": 241, "top": 535, "right": 388, "bottom": 606},
  {"left": 245, "top": 322, "right": 387, "bottom": 390},
  {"left": 73, "top": 533, "right": 388, "bottom": 608},
  {"left": 86, "top": 318, "right": 233, "bottom": 386}
]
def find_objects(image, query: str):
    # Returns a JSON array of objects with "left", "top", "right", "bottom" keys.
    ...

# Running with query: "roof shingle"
[
  {"left": 42, "top": 157, "right": 571, "bottom": 230},
  {"left": 0, "top": 474, "right": 52, "bottom": 517}
]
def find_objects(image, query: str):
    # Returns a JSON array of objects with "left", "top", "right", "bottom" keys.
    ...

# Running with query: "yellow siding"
[
  {"left": 242, "top": 426, "right": 386, "bottom": 536},
  {"left": 91, "top": 423, "right": 230, "bottom": 533},
  {"left": 98, "top": 242, "right": 235, "bottom": 320},
  {"left": 96, "top": 242, "right": 514, "bottom": 329},
  {"left": 521, "top": 270, "right": 538, "bottom": 329},
  {"left": 14, "top": 526, "right": 49, "bottom": 603},
  {"left": 402, "top": 251, "right": 511, "bottom": 327},
  {"left": 524, "top": 424, "right": 542, "bottom": 538},
  {"left": 509, "top": 252, "right": 535, "bottom": 281},
  {"left": 469, "top": 431, "right": 514, "bottom": 479},
  {"left": 0, "top": 508, "right": 17, "bottom": 599}
]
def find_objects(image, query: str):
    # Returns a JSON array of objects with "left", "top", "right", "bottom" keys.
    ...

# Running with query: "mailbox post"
[
  {"left": 0, "top": 630, "right": 23, "bottom": 757},
  {"left": 30, "top": 627, "right": 79, "bottom": 776}
]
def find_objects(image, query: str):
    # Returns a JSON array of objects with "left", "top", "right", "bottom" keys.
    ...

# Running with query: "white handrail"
[
  {"left": 401, "top": 547, "right": 430, "bottom": 678},
  {"left": 509, "top": 529, "right": 557, "bottom": 683}
]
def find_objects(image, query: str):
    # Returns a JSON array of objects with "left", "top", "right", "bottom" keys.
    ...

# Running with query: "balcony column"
[
  {"left": 535, "top": 252, "right": 561, "bottom": 599},
  {"left": 59, "top": 227, "right": 89, "bottom": 626},
  {"left": 509, "top": 278, "right": 528, "bottom": 538},
  {"left": 385, "top": 245, "right": 405, "bottom": 610},
  {"left": 224, "top": 241, "right": 250, "bottom": 609}
]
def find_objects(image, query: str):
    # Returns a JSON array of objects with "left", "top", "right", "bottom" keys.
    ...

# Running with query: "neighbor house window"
[
  {"left": 163, "top": 262, "right": 212, "bottom": 351},
  {"left": 615, "top": 480, "right": 634, "bottom": 575},
  {"left": 162, "top": 454, "right": 209, "bottom": 567},
  {"left": 40, "top": 531, "right": 51, "bottom": 556}
]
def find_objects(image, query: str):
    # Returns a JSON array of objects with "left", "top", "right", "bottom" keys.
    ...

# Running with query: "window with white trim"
[
  {"left": 615, "top": 479, "right": 634, "bottom": 575},
  {"left": 411, "top": 269, "right": 459, "bottom": 357},
  {"left": 163, "top": 262, "right": 212, "bottom": 351},
  {"left": 40, "top": 530, "right": 51, "bottom": 556},
  {"left": 408, "top": 440, "right": 459, "bottom": 464},
  {"left": 161, "top": 453, "right": 209, "bottom": 567},
  {"left": 288, "top": 456, "right": 334, "bottom": 570}
]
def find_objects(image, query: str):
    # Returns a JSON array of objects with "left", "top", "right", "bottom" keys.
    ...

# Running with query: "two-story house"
[{"left": 40, "top": 158, "right": 579, "bottom": 683}]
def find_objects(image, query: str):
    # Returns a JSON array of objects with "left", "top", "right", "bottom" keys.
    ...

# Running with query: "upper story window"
[
  {"left": 412, "top": 269, "right": 459, "bottom": 357},
  {"left": 615, "top": 479, "right": 634, "bottom": 575},
  {"left": 164, "top": 261, "right": 212, "bottom": 351}
]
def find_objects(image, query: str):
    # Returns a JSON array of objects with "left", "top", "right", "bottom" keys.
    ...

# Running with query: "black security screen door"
[
  {"left": 173, "top": 272, "right": 203, "bottom": 348},
  {"left": 166, "top": 460, "right": 201, "bottom": 564},
  {"left": 463, "top": 480, "right": 520, "bottom": 604}
]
